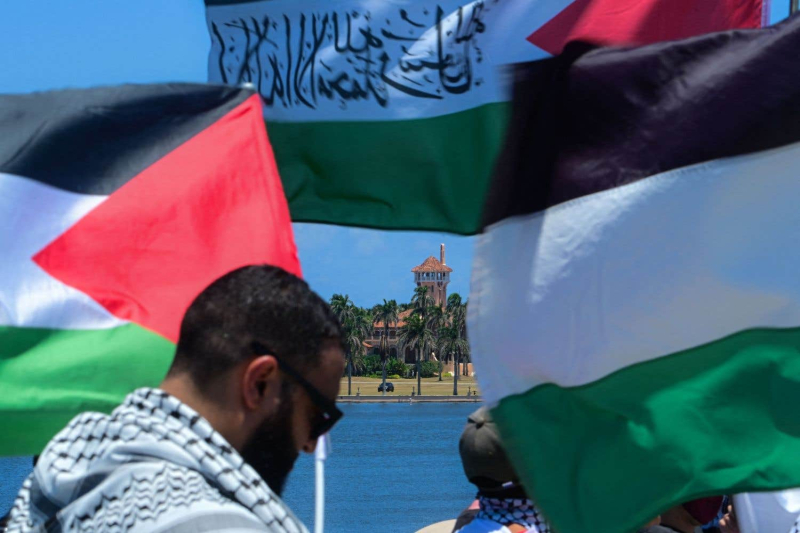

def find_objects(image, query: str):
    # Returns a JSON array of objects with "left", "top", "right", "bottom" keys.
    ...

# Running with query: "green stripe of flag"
[
  {"left": 1, "top": 324, "right": 174, "bottom": 456},
  {"left": 492, "top": 326, "right": 800, "bottom": 533},
  {"left": 270, "top": 102, "right": 510, "bottom": 235}
]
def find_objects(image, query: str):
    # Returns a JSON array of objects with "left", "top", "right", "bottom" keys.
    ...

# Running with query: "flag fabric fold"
[
  {"left": 469, "top": 14, "right": 800, "bottom": 533},
  {"left": 0, "top": 84, "right": 300, "bottom": 456},
  {"left": 204, "top": 0, "right": 764, "bottom": 234}
]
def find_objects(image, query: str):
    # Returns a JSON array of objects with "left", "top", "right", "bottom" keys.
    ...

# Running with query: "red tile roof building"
[
  {"left": 369, "top": 245, "right": 453, "bottom": 364},
  {"left": 412, "top": 244, "right": 451, "bottom": 306}
]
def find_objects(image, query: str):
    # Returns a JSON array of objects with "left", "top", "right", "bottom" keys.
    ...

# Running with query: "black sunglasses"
[{"left": 252, "top": 342, "right": 343, "bottom": 439}]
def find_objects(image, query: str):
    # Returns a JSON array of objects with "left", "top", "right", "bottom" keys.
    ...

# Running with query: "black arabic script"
[{"left": 210, "top": 3, "right": 487, "bottom": 110}]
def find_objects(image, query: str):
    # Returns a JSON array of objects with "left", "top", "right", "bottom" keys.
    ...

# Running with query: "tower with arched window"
[{"left": 411, "top": 244, "right": 452, "bottom": 307}]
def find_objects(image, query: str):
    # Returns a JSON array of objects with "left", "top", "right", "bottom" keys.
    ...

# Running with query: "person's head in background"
[
  {"left": 161, "top": 264, "right": 345, "bottom": 495},
  {"left": 456, "top": 407, "right": 551, "bottom": 533},
  {"left": 460, "top": 407, "right": 527, "bottom": 500}
]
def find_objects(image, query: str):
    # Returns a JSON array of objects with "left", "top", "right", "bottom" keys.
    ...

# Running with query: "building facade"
[{"left": 370, "top": 245, "right": 453, "bottom": 364}]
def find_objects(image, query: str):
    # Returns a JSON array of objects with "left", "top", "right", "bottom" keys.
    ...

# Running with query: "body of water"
[{"left": 1, "top": 403, "right": 477, "bottom": 532}]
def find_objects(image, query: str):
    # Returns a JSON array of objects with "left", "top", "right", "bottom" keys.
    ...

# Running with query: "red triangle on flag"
[
  {"left": 34, "top": 94, "right": 301, "bottom": 343},
  {"left": 528, "top": 0, "right": 763, "bottom": 56}
]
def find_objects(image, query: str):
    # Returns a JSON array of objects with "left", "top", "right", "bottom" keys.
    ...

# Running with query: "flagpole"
[
  {"left": 314, "top": 434, "right": 330, "bottom": 533},
  {"left": 314, "top": 456, "right": 324, "bottom": 533}
]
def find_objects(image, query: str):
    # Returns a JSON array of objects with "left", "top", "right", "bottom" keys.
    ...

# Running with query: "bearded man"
[{"left": 4, "top": 265, "right": 345, "bottom": 532}]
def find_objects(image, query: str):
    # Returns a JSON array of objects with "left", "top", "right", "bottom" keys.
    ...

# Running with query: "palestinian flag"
[
  {"left": 0, "top": 84, "right": 300, "bottom": 456},
  {"left": 469, "top": 14, "right": 800, "bottom": 533},
  {"left": 204, "top": 0, "right": 765, "bottom": 234}
]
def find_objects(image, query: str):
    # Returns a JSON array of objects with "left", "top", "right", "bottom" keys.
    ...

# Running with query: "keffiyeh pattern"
[
  {"left": 476, "top": 495, "right": 551, "bottom": 533},
  {"left": 5, "top": 388, "right": 306, "bottom": 533}
]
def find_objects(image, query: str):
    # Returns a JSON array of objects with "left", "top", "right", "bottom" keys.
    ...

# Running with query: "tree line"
[{"left": 329, "top": 285, "right": 470, "bottom": 396}]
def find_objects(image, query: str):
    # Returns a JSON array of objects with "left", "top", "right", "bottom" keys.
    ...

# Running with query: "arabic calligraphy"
[{"left": 208, "top": 3, "right": 488, "bottom": 110}]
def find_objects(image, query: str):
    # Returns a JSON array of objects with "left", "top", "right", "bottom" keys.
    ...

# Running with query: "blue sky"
[
  {"left": 293, "top": 224, "right": 473, "bottom": 308},
  {"left": 1, "top": 0, "right": 790, "bottom": 307},
  {"left": 0, "top": 0, "right": 475, "bottom": 308}
]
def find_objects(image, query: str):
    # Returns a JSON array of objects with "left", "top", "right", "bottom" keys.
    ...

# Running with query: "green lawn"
[{"left": 339, "top": 375, "right": 480, "bottom": 396}]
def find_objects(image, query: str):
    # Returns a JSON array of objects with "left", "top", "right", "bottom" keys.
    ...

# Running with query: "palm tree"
[
  {"left": 462, "top": 331, "right": 471, "bottom": 377},
  {"left": 411, "top": 286, "right": 434, "bottom": 317},
  {"left": 331, "top": 295, "right": 371, "bottom": 395},
  {"left": 378, "top": 332, "right": 389, "bottom": 396},
  {"left": 426, "top": 305, "right": 447, "bottom": 380},
  {"left": 350, "top": 307, "right": 373, "bottom": 394},
  {"left": 330, "top": 294, "right": 353, "bottom": 394},
  {"left": 339, "top": 319, "right": 360, "bottom": 396},
  {"left": 398, "top": 313, "right": 433, "bottom": 396},
  {"left": 411, "top": 286, "right": 435, "bottom": 361},
  {"left": 373, "top": 299, "right": 400, "bottom": 346},
  {"left": 373, "top": 299, "right": 399, "bottom": 395},
  {"left": 438, "top": 325, "right": 469, "bottom": 395},
  {"left": 447, "top": 293, "right": 468, "bottom": 394},
  {"left": 461, "top": 303, "right": 470, "bottom": 377},
  {"left": 330, "top": 294, "right": 355, "bottom": 325}
]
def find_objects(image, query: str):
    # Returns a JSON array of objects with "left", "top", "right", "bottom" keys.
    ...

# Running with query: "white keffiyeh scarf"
[
  {"left": 4, "top": 388, "right": 307, "bottom": 533},
  {"left": 475, "top": 495, "right": 551, "bottom": 533}
]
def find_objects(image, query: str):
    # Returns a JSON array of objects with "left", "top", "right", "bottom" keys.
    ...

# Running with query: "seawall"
[{"left": 337, "top": 395, "right": 483, "bottom": 403}]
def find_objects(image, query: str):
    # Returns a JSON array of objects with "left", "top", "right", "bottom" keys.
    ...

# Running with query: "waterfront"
[
  {"left": 1, "top": 403, "right": 477, "bottom": 532},
  {"left": 340, "top": 376, "right": 480, "bottom": 398}
]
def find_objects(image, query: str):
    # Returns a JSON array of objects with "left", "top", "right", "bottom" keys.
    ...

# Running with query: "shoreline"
[{"left": 337, "top": 395, "right": 483, "bottom": 403}]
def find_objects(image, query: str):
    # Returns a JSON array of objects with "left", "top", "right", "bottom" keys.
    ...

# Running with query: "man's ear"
[{"left": 241, "top": 355, "right": 280, "bottom": 411}]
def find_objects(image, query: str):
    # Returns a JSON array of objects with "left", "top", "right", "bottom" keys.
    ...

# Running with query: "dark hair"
[{"left": 169, "top": 265, "right": 342, "bottom": 387}]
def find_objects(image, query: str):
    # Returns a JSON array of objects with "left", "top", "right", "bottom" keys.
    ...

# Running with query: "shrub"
[
  {"left": 419, "top": 361, "right": 438, "bottom": 378},
  {"left": 386, "top": 359, "right": 408, "bottom": 377},
  {"left": 356, "top": 355, "right": 382, "bottom": 376},
  {"left": 443, "top": 372, "right": 453, "bottom": 377},
  {"left": 388, "top": 374, "right": 401, "bottom": 379}
]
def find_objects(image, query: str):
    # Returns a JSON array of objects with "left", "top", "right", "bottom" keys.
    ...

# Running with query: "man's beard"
[{"left": 240, "top": 383, "right": 300, "bottom": 496}]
